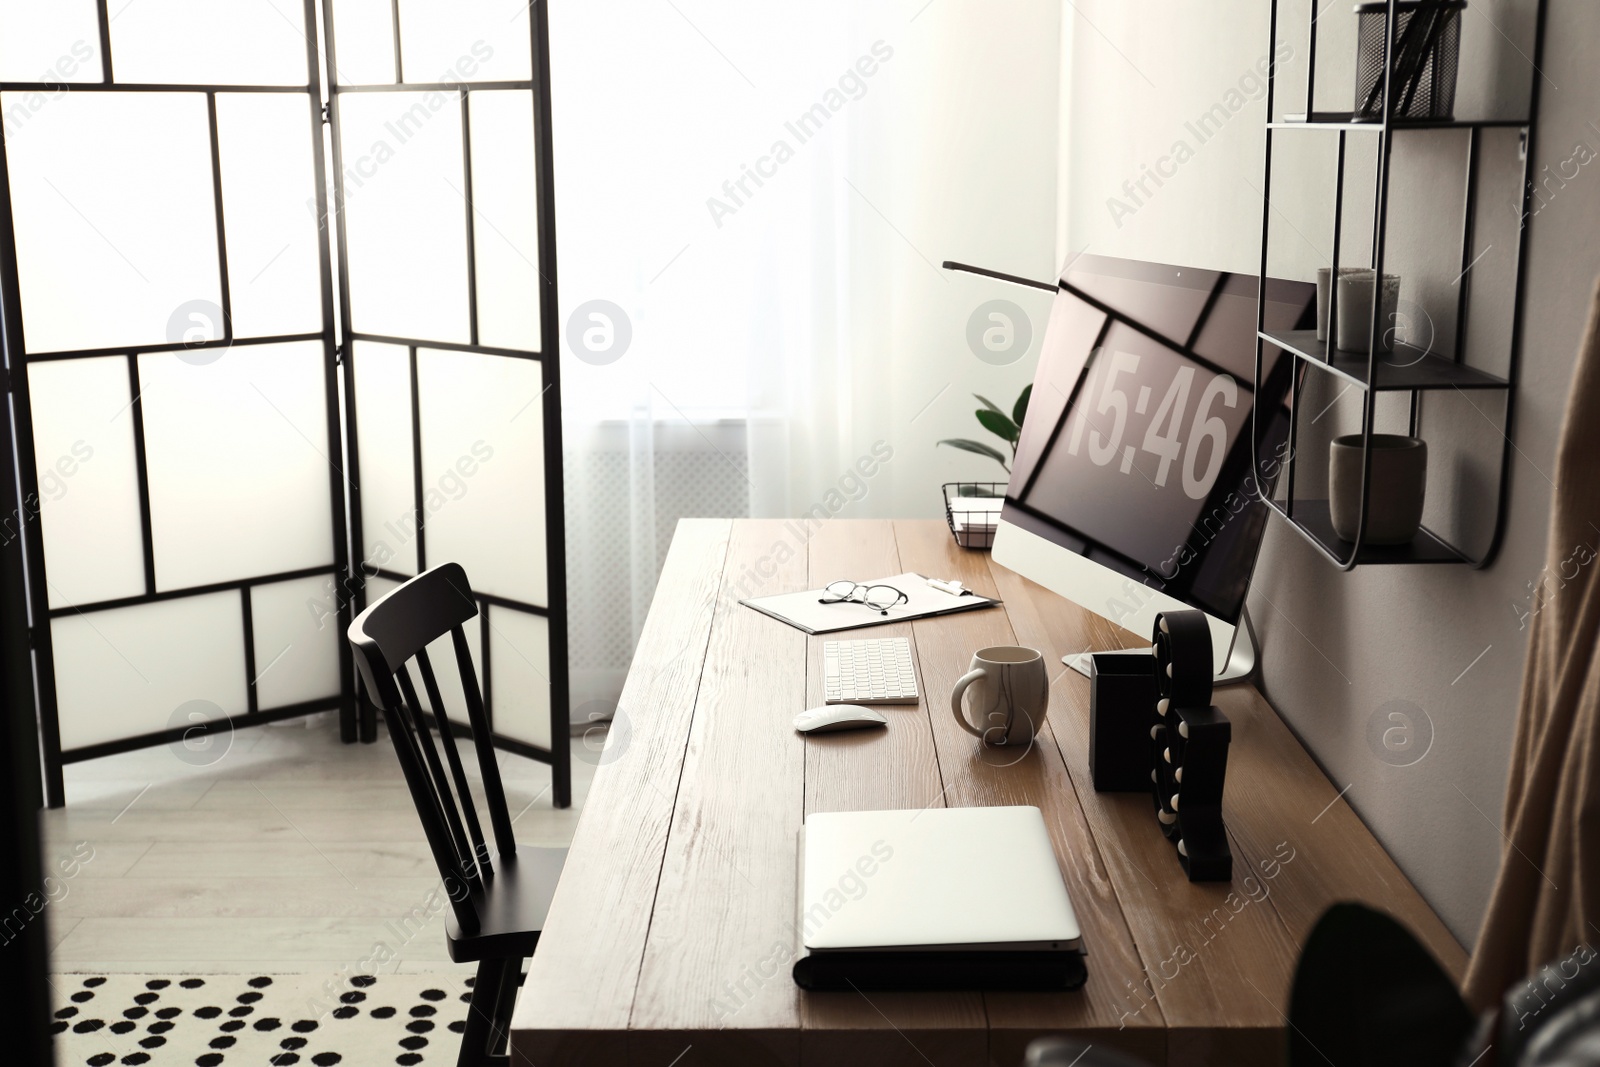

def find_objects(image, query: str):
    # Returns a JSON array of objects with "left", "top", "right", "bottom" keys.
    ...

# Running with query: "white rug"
[{"left": 52, "top": 973, "right": 476, "bottom": 1067}]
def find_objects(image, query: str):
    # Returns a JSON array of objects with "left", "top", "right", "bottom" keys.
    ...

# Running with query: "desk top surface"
[{"left": 512, "top": 519, "right": 1464, "bottom": 1067}]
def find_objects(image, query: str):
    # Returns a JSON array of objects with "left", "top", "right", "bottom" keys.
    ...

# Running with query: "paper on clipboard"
[{"left": 739, "top": 572, "right": 997, "bottom": 635}]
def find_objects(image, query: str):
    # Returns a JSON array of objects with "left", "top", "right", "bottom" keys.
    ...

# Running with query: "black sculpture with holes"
[{"left": 1150, "top": 609, "right": 1232, "bottom": 882}]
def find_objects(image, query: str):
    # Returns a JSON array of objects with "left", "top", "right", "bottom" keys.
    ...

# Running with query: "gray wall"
[{"left": 1057, "top": 0, "right": 1599, "bottom": 945}]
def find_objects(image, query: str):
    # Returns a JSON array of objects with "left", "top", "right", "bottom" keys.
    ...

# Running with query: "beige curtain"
[{"left": 1464, "top": 276, "right": 1600, "bottom": 1008}]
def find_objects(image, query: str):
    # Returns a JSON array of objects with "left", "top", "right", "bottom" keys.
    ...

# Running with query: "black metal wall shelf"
[
  {"left": 1267, "top": 500, "right": 1470, "bottom": 566},
  {"left": 1271, "top": 113, "right": 1530, "bottom": 130},
  {"left": 1251, "top": 0, "right": 1549, "bottom": 572},
  {"left": 1261, "top": 330, "right": 1511, "bottom": 391}
]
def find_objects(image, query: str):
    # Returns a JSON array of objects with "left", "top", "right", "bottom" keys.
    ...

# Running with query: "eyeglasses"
[{"left": 818, "top": 580, "right": 909, "bottom": 615}]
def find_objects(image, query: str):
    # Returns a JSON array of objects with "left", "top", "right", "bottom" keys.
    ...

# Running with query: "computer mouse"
[{"left": 793, "top": 705, "right": 889, "bottom": 734}]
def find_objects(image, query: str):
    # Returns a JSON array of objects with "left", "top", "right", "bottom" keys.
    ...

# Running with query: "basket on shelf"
[{"left": 942, "top": 482, "right": 1007, "bottom": 550}]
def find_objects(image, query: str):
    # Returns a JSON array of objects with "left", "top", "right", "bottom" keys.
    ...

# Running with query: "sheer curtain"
[{"left": 549, "top": 0, "right": 1064, "bottom": 719}]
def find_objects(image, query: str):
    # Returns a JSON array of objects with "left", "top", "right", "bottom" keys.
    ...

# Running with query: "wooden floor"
[{"left": 40, "top": 713, "right": 595, "bottom": 975}]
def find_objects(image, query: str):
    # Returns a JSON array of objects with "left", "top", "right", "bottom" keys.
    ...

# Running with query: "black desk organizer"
[
  {"left": 1089, "top": 654, "right": 1157, "bottom": 792},
  {"left": 1090, "top": 609, "right": 1233, "bottom": 882}
]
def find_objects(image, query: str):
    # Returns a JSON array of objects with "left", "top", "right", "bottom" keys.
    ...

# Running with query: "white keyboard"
[{"left": 823, "top": 637, "right": 919, "bottom": 705}]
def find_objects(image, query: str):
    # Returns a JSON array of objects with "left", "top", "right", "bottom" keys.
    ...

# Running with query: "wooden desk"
[{"left": 512, "top": 519, "right": 1464, "bottom": 1067}]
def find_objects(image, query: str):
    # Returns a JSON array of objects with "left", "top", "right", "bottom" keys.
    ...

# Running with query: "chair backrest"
[{"left": 348, "top": 563, "right": 514, "bottom": 936}]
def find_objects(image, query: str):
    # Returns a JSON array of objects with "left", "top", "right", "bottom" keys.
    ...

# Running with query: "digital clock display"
[{"left": 1006, "top": 255, "right": 1315, "bottom": 624}]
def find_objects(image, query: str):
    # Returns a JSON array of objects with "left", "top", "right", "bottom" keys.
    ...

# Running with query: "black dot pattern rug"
[{"left": 52, "top": 973, "right": 474, "bottom": 1066}]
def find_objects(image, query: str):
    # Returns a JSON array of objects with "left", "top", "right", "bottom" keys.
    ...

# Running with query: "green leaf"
[
  {"left": 975, "top": 408, "right": 1020, "bottom": 443},
  {"left": 1012, "top": 384, "right": 1032, "bottom": 429},
  {"left": 974, "top": 394, "right": 1006, "bottom": 416},
  {"left": 937, "top": 438, "right": 1010, "bottom": 468}
]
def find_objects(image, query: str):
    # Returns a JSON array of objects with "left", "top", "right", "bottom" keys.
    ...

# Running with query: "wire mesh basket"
[
  {"left": 1353, "top": 1, "right": 1465, "bottom": 122},
  {"left": 942, "top": 482, "right": 1007, "bottom": 550}
]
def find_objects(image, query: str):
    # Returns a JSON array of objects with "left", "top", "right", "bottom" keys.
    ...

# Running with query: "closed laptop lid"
[{"left": 800, "top": 805, "right": 1080, "bottom": 952}]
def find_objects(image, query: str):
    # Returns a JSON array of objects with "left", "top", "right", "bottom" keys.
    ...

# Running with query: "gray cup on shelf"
[
  {"left": 1328, "top": 434, "right": 1427, "bottom": 545},
  {"left": 1336, "top": 270, "right": 1402, "bottom": 353},
  {"left": 1316, "top": 267, "right": 1364, "bottom": 342}
]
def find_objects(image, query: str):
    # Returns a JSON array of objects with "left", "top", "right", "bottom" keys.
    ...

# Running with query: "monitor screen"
[{"left": 1003, "top": 254, "right": 1314, "bottom": 625}]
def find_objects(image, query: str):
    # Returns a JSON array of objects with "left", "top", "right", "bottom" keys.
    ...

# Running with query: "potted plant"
[
  {"left": 938, "top": 385, "right": 1031, "bottom": 478},
  {"left": 936, "top": 386, "right": 1030, "bottom": 548}
]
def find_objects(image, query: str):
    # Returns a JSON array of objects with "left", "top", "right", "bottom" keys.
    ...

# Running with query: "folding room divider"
[{"left": 0, "top": 0, "right": 569, "bottom": 809}]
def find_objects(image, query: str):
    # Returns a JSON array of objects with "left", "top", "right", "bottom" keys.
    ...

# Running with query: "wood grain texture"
[
  {"left": 512, "top": 521, "right": 1466, "bottom": 1067},
  {"left": 53, "top": 917, "right": 445, "bottom": 963},
  {"left": 800, "top": 519, "right": 988, "bottom": 1067},
  {"left": 1209, "top": 683, "right": 1468, "bottom": 980},
  {"left": 43, "top": 712, "right": 583, "bottom": 983},
  {"left": 992, "top": 563, "right": 1420, "bottom": 1062},
  {"left": 987, "top": 561, "right": 1309, "bottom": 1067},
  {"left": 628, "top": 519, "right": 809, "bottom": 1066},
  {"left": 512, "top": 519, "right": 731, "bottom": 1066},
  {"left": 892, "top": 521, "right": 1168, "bottom": 1067}
]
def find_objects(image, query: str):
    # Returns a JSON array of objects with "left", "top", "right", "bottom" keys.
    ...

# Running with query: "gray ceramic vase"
[{"left": 1328, "top": 434, "right": 1427, "bottom": 545}]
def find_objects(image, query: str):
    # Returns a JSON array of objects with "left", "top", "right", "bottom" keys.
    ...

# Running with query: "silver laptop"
[{"left": 798, "top": 805, "right": 1081, "bottom": 954}]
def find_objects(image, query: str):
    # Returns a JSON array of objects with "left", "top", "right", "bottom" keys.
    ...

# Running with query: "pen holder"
[
  {"left": 1089, "top": 653, "right": 1158, "bottom": 792},
  {"left": 1353, "top": 1, "right": 1465, "bottom": 122}
]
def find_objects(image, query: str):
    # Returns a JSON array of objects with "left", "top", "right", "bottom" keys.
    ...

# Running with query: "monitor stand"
[{"left": 1060, "top": 606, "right": 1258, "bottom": 686}]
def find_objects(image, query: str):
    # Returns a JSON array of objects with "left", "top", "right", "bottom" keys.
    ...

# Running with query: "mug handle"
[{"left": 950, "top": 667, "right": 988, "bottom": 738}]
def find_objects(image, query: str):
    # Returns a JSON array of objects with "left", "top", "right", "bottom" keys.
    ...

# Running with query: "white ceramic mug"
[{"left": 950, "top": 645, "right": 1050, "bottom": 748}]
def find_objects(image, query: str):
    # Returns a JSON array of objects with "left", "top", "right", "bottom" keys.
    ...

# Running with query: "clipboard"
[{"left": 739, "top": 572, "right": 997, "bottom": 635}]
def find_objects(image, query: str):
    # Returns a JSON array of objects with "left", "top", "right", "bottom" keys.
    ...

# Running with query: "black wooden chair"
[{"left": 347, "top": 563, "right": 566, "bottom": 1067}]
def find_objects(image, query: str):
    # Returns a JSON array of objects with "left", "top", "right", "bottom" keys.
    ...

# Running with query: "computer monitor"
[{"left": 992, "top": 254, "right": 1315, "bottom": 681}]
